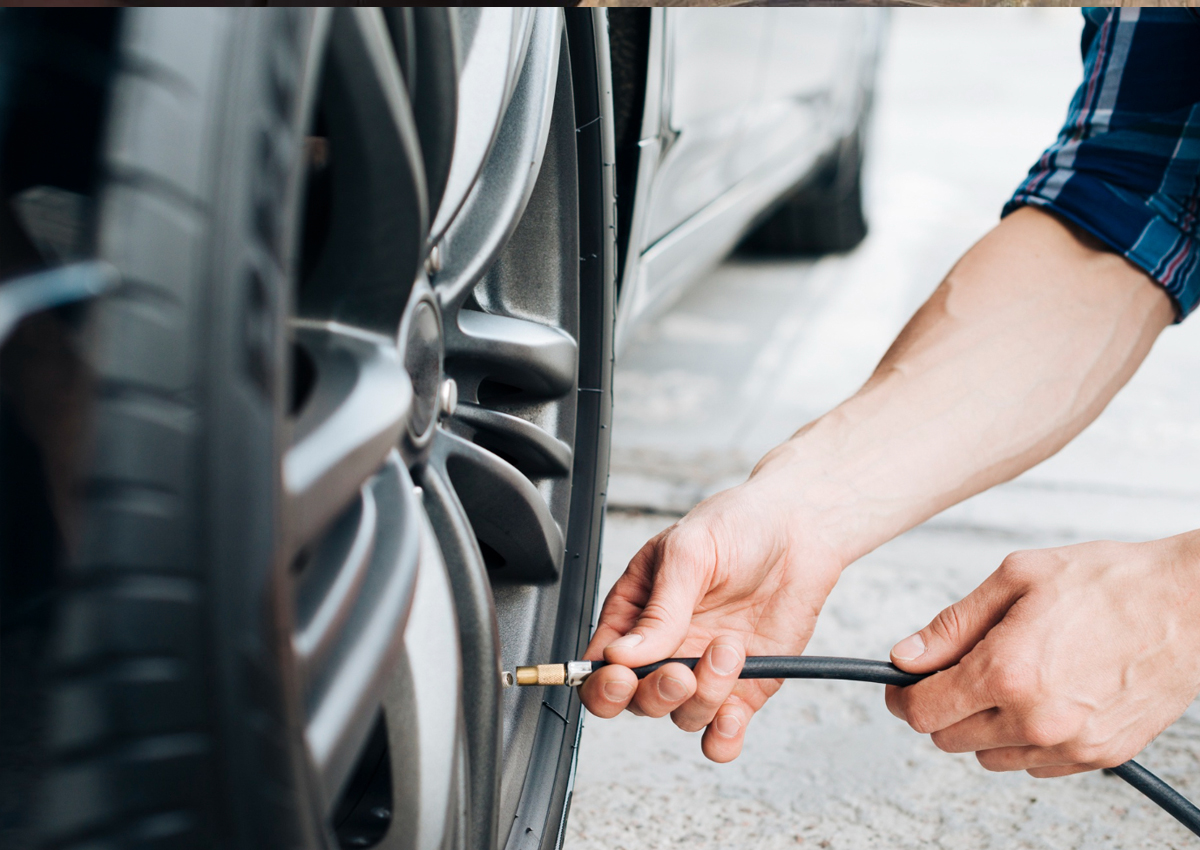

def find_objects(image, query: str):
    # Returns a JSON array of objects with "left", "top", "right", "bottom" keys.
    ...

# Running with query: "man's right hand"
[{"left": 578, "top": 464, "right": 845, "bottom": 762}]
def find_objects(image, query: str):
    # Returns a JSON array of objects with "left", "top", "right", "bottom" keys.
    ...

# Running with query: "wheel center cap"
[{"left": 404, "top": 300, "right": 442, "bottom": 437}]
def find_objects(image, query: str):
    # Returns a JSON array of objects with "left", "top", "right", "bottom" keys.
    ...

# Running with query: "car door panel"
[
  {"left": 743, "top": 11, "right": 874, "bottom": 191},
  {"left": 642, "top": 9, "right": 766, "bottom": 247},
  {"left": 616, "top": 9, "right": 885, "bottom": 352}
]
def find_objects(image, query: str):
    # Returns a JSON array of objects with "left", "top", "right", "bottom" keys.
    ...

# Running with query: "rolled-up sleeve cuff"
[{"left": 1004, "top": 172, "right": 1200, "bottom": 322}]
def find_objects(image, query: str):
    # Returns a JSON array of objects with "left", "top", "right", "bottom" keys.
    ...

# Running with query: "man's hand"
[
  {"left": 579, "top": 208, "right": 1173, "bottom": 765},
  {"left": 886, "top": 532, "right": 1200, "bottom": 777},
  {"left": 578, "top": 471, "right": 844, "bottom": 762}
]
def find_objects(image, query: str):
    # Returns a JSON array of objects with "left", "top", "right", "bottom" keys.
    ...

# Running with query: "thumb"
[
  {"left": 604, "top": 538, "right": 708, "bottom": 667},
  {"left": 890, "top": 567, "right": 1024, "bottom": 674}
]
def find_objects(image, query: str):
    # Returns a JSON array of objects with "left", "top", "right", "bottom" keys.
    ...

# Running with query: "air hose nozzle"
[{"left": 513, "top": 661, "right": 595, "bottom": 686}]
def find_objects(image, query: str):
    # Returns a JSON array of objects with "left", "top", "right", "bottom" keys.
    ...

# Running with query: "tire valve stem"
[{"left": 513, "top": 661, "right": 594, "bottom": 687}]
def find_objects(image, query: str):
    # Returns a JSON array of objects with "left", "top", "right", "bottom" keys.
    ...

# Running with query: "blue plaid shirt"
[{"left": 1004, "top": 9, "right": 1200, "bottom": 320}]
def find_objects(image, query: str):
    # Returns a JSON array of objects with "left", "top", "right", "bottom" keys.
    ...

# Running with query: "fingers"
[
  {"left": 927, "top": 708, "right": 1025, "bottom": 754},
  {"left": 919, "top": 710, "right": 1132, "bottom": 777},
  {"left": 890, "top": 705, "right": 1107, "bottom": 778},
  {"left": 886, "top": 557, "right": 1031, "bottom": 736},
  {"left": 581, "top": 634, "right": 753, "bottom": 764},
  {"left": 601, "top": 531, "right": 711, "bottom": 668},
  {"left": 582, "top": 660, "right": 698, "bottom": 721},
  {"left": 1026, "top": 764, "right": 1093, "bottom": 779},
  {"left": 671, "top": 637, "right": 746, "bottom": 733},
  {"left": 630, "top": 661, "right": 698, "bottom": 718},
  {"left": 890, "top": 562, "right": 1026, "bottom": 675},
  {"left": 701, "top": 694, "right": 752, "bottom": 763},
  {"left": 975, "top": 745, "right": 1098, "bottom": 774},
  {"left": 582, "top": 545, "right": 660, "bottom": 660},
  {"left": 578, "top": 663, "right": 638, "bottom": 719},
  {"left": 885, "top": 663, "right": 995, "bottom": 734}
]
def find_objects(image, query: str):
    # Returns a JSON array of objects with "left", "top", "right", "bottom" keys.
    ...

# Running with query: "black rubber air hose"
[
  {"left": 589, "top": 656, "right": 1200, "bottom": 838},
  {"left": 599, "top": 655, "right": 925, "bottom": 686}
]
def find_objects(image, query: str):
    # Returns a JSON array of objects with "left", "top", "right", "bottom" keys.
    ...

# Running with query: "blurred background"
[
  {"left": 570, "top": 9, "right": 1200, "bottom": 849},
  {"left": 586, "top": 1, "right": 1195, "bottom": 8}
]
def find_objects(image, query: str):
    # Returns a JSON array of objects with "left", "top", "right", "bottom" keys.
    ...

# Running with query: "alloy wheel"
[{"left": 279, "top": 8, "right": 613, "bottom": 850}]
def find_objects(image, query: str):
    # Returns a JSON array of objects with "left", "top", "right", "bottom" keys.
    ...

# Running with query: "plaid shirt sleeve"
[{"left": 1003, "top": 9, "right": 1200, "bottom": 320}]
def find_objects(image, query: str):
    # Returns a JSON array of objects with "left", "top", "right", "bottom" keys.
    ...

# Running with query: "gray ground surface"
[{"left": 567, "top": 11, "right": 1200, "bottom": 850}]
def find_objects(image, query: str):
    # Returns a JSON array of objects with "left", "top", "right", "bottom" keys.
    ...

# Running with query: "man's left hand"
[{"left": 886, "top": 531, "right": 1200, "bottom": 777}]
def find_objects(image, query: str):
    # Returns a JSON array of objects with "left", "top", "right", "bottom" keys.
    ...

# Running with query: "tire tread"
[
  {"left": 741, "top": 127, "right": 868, "bottom": 256},
  {"left": 40, "top": 9, "right": 221, "bottom": 848}
]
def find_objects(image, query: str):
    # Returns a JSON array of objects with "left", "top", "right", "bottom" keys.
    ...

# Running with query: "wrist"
[
  {"left": 745, "top": 419, "right": 868, "bottom": 570},
  {"left": 1160, "top": 529, "right": 1200, "bottom": 595}
]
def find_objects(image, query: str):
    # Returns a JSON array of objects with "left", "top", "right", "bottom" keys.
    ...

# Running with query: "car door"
[
  {"left": 743, "top": 9, "right": 878, "bottom": 175},
  {"left": 641, "top": 8, "right": 768, "bottom": 247}
]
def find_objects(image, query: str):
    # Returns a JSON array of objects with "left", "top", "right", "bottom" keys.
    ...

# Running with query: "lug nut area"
[{"left": 439, "top": 378, "right": 458, "bottom": 418}]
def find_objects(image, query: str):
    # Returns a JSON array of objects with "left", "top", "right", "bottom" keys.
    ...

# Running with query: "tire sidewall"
[
  {"left": 102, "top": 8, "right": 319, "bottom": 847},
  {"left": 193, "top": 8, "right": 323, "bottom": 848}
]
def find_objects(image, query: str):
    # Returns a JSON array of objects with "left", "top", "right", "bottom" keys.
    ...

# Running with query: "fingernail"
[
  {"left": 602, "top": 680, "right": 633, "bottom": 702},
  {"left": 710, "top": 644, "right": 741, "bottom": 676},
  {"left": 607, "top": 632, "right": 643, "bottom": 651},
  {"left": 714, "top": 714, "right": 741, "bottom": 738},
  {"left": 658, "top": 675, "right": 688, "bottom": 702},
  {"left": 892, "top": 633, "right": 926, "bottom": 662}
]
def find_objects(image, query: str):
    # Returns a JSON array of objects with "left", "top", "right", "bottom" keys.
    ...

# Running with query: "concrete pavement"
[{"left": 567, "top": 10, "right": 1200, "bottom": 849}]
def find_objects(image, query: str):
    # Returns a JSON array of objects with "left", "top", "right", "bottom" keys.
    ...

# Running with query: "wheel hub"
[{"left": 403, "top": 296, "right": 443, "bottom": 440}]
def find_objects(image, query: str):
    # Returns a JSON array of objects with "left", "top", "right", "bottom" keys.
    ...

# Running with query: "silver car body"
[{"left": 616, "top": 8, "right": 886, "bottom": 351}]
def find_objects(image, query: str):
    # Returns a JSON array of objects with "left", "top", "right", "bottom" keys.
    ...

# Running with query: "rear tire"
[{"left": 741, "top": 125, "right": 868, "bottom": 256}]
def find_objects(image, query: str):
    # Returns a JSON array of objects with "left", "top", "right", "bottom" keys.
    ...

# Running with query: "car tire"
[
  {"left": 741, "top": 122, "right": 869, "bottom": 256},
  {"left": 0, "top": 8, "right": 613, "bottom": 850}
]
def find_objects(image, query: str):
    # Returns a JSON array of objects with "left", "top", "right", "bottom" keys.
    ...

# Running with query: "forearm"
[{"left": 755, "top": 207, "right": 1174, "bottom": 565}]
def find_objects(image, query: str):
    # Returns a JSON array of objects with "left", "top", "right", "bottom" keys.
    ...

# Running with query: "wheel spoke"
[
  {"left": 433, "top": 9, "right": 561, "bottom": 312},
  {"left": 338, "top": 8, "right": 426, "bottom": 215},
  {"left": 299, "top": 8, "right": 426, "bottom": 334},
  {"left": 400, "top": 8, "right": 458, "bottom": 220},
  {"left": 446, "top": 309, "right": 577, "bottom": 400},
  {"left": 428, "top": 8, "right": 531, "bottom": 244},
  {"left": 284, "top": 323, "right": 412, "bottom": 549},
  {"left": 421, "top": 461, "right": 502, "bottom": 850},
  {"left": 301, "top": 453, "right": 421, "bottom": 811},
  {"left": 432, "top": 429, "right": 563, "bottom": 582},
  {"left": 293, "top": 484, "right": 378, "bottom": 685},
  {"left": 453, "top": 401, "right": 572, "bottom": 478},
  {"left": 387, "top": 510, "right": 464, "bottom": 850}
]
